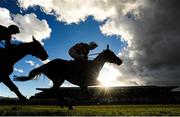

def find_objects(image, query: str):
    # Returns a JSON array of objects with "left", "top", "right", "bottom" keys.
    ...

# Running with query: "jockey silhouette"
[
  {"left": 0, "top": 24, "right": 20, "bottom": 48},
  {"left": 0, "top": 24, "right": 20, "bottom": 62},
  {"left": 69, "top": 42, "right": 98, "bottom": 63}
]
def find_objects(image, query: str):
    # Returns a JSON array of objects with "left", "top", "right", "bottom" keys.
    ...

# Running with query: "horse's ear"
[
  {"left": 32, "top": 36, "right": 36, "bottom": 42},
  {"left": 107, "top": 44, "right": 109, "bottom": 50}
]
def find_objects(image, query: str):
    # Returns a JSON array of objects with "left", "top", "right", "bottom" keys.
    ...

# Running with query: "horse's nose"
[
  {"left": 43, "top": 54, "right": 49, "bottom": 60},
  {"left": 45, "top": 55, "right": 49, "bottom": 59},
  {"left": 117, "top": 59, "right": 122, "bottom": 65}
]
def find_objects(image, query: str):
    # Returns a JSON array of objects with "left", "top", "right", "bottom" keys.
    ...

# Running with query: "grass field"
[{"left": 0, "top": 105, "right": 180, "bottom": 116}]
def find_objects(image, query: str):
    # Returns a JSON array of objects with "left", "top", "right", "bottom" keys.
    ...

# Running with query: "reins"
[
  {"left": 88, "top": 52, "right": 100, "bottom": 56},
  {"left": 88, "top": 52, "right": 100, "bottom": 60}
]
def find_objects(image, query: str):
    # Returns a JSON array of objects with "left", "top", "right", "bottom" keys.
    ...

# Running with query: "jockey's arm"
[{"left": 78, "top": 54, "right": 86, "bottom": 62}]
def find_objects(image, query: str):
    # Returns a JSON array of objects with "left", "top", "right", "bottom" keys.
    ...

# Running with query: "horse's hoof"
[
  {"left": 59, "top": 105, "right": 64, "bottom": 109},
  {"left": 19, "top": 97, "right": 29, "bottom": 104},
  {"left": 69, "top": 106, "right": 75, "bottom": 110}
]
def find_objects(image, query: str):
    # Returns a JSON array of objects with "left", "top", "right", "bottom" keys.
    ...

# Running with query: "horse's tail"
[
  {"left": 14, "top": 66, "right": 43, "bottom": 81},
  {"left": 29, "top": 66, "right": 43, "bottom": 80}
]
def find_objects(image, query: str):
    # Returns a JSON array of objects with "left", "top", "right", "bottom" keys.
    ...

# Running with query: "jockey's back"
[{"left": 0, "top": 25, "right": 11, "bottom": 42}]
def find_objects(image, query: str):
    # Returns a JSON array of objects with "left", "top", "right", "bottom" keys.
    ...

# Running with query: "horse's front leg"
[
  {"left": 3, "top": 76, "right": 28, "bottom": 102},
  {"left": 80, "top": 85, "right": 89, "bottom": 99}
]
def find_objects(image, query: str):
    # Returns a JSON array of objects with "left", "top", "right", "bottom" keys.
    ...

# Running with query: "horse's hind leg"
[
  {"left": 56, "top": 96, "right": 75, "bottom": 110},
  {"left": 80, "top": 86, "right": 89, "bottom": 99},
  {"left": 51, "top": 78, "right": 75, "bottom": 110},
  {"left": 3, "top": 76, "right": 28, "bottom": 102}
]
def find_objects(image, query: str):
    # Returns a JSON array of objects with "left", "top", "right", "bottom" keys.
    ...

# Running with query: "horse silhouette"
[
  {"left": 14, "top": 45, "right": 122, "bottom": 94},
  {"left": 0, "top": 36, "right": 48, "bottom": 101}
]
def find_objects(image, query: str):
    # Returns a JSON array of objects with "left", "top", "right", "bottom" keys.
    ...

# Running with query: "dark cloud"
[{"left": 118, "top": 0, "right": 180, "bottom": 86}]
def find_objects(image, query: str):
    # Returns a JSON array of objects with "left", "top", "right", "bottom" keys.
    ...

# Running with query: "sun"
[{"left": 97, "top": 63, "right": 126, "bottom": 87}]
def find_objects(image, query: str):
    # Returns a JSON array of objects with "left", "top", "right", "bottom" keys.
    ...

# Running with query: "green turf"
[{"left": 0, "top": 105, "right": 180, "bottom": 116}]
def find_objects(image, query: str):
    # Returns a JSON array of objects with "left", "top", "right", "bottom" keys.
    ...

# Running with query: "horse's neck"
[
  {"left": 9, "top": 43, "right": 31, "bottom": 64},
  {"left": 91, "top": 54, "right": 106, "bottom": 72}
]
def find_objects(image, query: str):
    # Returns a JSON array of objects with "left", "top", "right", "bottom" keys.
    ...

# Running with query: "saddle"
[{"left": 70, "top": 59, "right": 90, "bottom": 65}]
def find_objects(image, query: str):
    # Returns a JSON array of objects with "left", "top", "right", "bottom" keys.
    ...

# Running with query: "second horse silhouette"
[{"left": 14, "top": 45, "right": 122, "bottom": 97}]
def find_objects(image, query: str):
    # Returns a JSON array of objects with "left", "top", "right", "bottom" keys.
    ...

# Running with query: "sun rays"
[{"left": 97, "top": 63, "right": 127, "bottom": 87}]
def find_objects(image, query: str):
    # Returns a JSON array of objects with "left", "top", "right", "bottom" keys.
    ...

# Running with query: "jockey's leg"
[{"left": 2, "top": 76, "right": 28, "bottom": 101}]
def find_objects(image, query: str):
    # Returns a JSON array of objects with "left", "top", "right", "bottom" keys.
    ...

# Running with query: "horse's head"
[
  {"left": 100, "top": 45, "right": 122, "bottom": 65},
  {"left": 30, "top": 36, "right": 48, "bottom": 60}
]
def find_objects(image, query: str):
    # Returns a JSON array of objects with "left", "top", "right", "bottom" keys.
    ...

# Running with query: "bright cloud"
[
  {"left": 14, "top": 67, "right": 24, "bottom": 73},
  {"left": 0, "top": 7, "right": 51, "bottom": 43},
  {"left": 0, "top": 8, "right": 15, "bottom": 26},
  {"left": 13, "top": 13, "right": 51, "bottom": 43},
  {"left": 41, "top": 59, "right": 50, "bottom": 64},
  {"left": 25, "top": 60, "right": 42, "bottom": 68},
  {"left": 25, "top": 60, "right": 35, "bottom": 66},
  {"left": 18, "top": 0, "right": 117, "bottom": 24}
]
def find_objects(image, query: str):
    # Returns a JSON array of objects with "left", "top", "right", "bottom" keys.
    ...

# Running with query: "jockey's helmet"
[
  {"left": 8, "top": 25, "right": 20, "bottom": 34},
  {"left": 89, "top": 41, "right": 98, "bottom": 49}
]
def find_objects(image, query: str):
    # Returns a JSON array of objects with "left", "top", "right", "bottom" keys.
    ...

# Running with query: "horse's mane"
[
  {"left": 17, "top": 41, "right": 33, "bottom": 46},
  {"left": 7, "top": 42, "right": 31, "bottom": 50}
]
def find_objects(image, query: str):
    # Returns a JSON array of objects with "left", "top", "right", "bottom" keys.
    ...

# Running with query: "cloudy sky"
[{"left": 0, "top": 0, "right": 180, "bottom": 98}]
